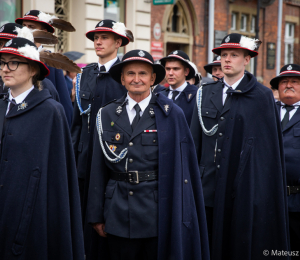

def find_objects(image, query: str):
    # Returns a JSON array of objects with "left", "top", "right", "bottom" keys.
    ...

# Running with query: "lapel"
[
  {"left": 86, "top": 64, "right": 99, "bottom": 94},
  {"left": 0, "top": 98, "right": 8, "bottom": 142},
  {"left": 6, "top": 89, "right": 51, "bottom": 118},
  {"left": 210, "top": 83, "right": 223, "bottom": 113},
  {"left": 129, "top": 95, "right": 156, "bottom": 141},
  {"left": 283, "top": 105, "right": 300, "bottom": 132},
  {"left": 176, "top": 83, "right": 197, "bottom": 104},
  {"left": 160, "top": 88, "right": 169, "bottom": 97},
  {"left": 115, "top": 95, "right": 132, "bottom": 136}
]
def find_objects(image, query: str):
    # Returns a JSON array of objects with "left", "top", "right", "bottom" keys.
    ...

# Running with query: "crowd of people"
[{"left": 0, "top": 9, "right": 299, "bottom": 260}]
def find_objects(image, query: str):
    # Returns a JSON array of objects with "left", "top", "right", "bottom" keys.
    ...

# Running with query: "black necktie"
[
  {"left": 8, "top": 99, "right": 16, "bottom": 113},
  {"left": 131, "top": 104, "right": 141, "bottom": 131},
  {"left": 172, "top": 90, "right": 179, "bottom": 101},
  {"left": 281, "top": 105, "right": 295, "bottom": 129},
  {"left": 98, "top": 65, "right": 106, "bottom": 77},
  {"left": 224, "top": 87, "right": 233, "bottom": 106}
]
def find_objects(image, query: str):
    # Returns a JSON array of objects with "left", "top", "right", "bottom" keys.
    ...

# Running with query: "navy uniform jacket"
[
  {"left": 190, "top": 73, "right": 289, "bottom": 260},
  {"left": 46, "top": 65, "right": 73, "bottom": 127},
  {"left": 152, "top": 84, "right": 165, "bottom": 94},
  {"left": 87, "top": 93, "right": 209, "bottom": 260},
  {"left": 0, "top": 89, "right": 84, "bottom": 260},
  {"left": 277, "top": 102, "right": 300, "bottom": 212},
  {"left": 160, "top": 83, "right": 198, "bottom": 126},
  {"left": 71, "top": 60, "right": 126, "bottom": 180}
]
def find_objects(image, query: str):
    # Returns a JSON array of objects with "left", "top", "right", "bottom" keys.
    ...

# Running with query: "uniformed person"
[
  {"left": 270, "top": 64, "right": 300, "bottom": 256},
  {"left": 190, "top": 33, "right": 289, "bottom": 259},
  {"left": 86, "top": 50, "right": 209, "bottom": 260},
  {"left": 16, "top": 10, "right": 75, "bottom": 126},
  {"left": 203, "top": 55, "right": 224, "bottom": 81},
  {"left": 71, "top": 19, "right": 133, "bottom": 206},
  {"left": 159, "top": 50, "right": 198, "bottom": 126},
  {"left": 0, "top": 23, "right": 59, "bottom": 100},
  {"left": 0, "top": 36, "right": 84, "bottom": 260}
]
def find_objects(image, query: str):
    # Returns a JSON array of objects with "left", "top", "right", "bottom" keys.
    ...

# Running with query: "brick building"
[{"left": 151, "top": 0, "right": 300, "bottom": 88}]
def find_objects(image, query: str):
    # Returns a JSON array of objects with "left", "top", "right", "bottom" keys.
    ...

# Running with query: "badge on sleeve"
[{"left": 115, "top": 133, "right": 121, "bottom": 141}]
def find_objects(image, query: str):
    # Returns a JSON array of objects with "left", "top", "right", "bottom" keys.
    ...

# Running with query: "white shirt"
[
  {"left": 168, "top": 81, "right": 187, "bottom": 100},
  {"left": 6, "top": 86, "right": 34, "bottom": 114},
  {"left": 280, "top": 101, "right": 300, "bottom": 121},
  {"left": 222, "top": 75, "right": 244, "bottom": 105},
  {"left": 98, "top": 57, "right": 118, "bottom": 72},
  {"left": 126, "top": 92, "right": 152, "bottom": 124}
]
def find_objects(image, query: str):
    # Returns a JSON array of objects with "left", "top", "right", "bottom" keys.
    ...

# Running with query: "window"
[
  {"left": 104, "top": 0, "right": 125, "bottom": 59},
  {"left": 250, "top": 16, "right": 256, "bottom": 33},
  {"left": 240, "top": 14, "right": 247, "bottom": 32},
  {"left": 0, "top": 0, "right": 22, "bottom": 27},
  {"left": 231, "top": 13, "right": 237, "bottom": 30},
  {"left": 284, "top": 23, "right": 295, "bottom": 64},
  {"left": 55, "top": 0, "right": 69, "bottom": 52},
  {"left": 166, "top": 2, "right": 189, "bottom": 34}
]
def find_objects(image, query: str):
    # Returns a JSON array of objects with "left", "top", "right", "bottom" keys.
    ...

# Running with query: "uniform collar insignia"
[
  {"left": 149, "top": 107, "right": 155, "bottom": 117},
  {"left": 188, "top": 93, "right": 192, "bottom": 100},
  {"left": 116, "top": 105, "right": 122, "bottom": 115},
  {"left": 17, "top": 101, "right": 28, "bottom": 111},
  {"left": 164, "top": 104, "right": 169, "bottom": 112}
]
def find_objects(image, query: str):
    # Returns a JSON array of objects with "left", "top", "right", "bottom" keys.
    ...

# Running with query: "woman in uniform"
[{"left": 0, "top": 37, "right": 84, "bottom": 260}]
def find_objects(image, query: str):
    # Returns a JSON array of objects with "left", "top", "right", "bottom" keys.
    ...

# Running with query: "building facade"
[{"left": 1, "top": 0, "right": 299, "bottom": 88}]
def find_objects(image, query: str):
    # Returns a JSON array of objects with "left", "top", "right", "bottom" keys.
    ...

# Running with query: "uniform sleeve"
[{"left": 190, "top": 102, "right": 202, "bottom": 164}]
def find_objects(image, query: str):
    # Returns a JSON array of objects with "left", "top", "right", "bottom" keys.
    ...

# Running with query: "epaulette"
[
  {"left": 201, "top": 81, "right": 218, "bottom": 88},
  {"left": 101, "top": 99, "right": 117, "bottom": 108},
  {"left": 82, "top": 62, "right": 97, "bottom": 70}
]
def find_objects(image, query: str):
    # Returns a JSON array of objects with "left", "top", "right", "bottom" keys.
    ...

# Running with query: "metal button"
[
  {"left": 184, "top": 179, "right": 188, "bottom": 184},
  {"left": 217, "top": 165, "right": 220, "bottom": 169},
  {"left": 153, "top": 140, "right": 156, "bottom": 143},
  {"left": 219, "top": 133, "right": 223, "bottom": 137},
  {"left": 129, "top": 191, "right": 133, "bottom": 196},
  {"left": 218, "top": 149, "right": 221, "bottom": 153},
  {"left": 220, "top": 117, "right": 224, "bottom": 121},
  {"left": 83, "top": 94, "right": 85, "bottom": 97},
  {"left": 129, "top": 159, "right": 133, "bottom": 163},
  {"left": 206, "top": 112, "right": 208, "bottom": 114},
  {"left": 129, "top": 142, "right": 133, "bottom": 146}
]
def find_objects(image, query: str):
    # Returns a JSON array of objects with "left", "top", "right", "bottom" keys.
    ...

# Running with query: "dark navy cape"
[
  {"left": 0, "top": 89, "right": 84, "bottom": 260},
  {"left": 41, "top": 77, "right": 60, "bottom": 102},
  {"left": 46, "top": 65, "right": 73, "bottom": 127},
  {"left": 87, "top": 93, "right": 210, "bottom": 260},
  {"left": 208, "top": 74, "right": 290, "bottom": 259}
]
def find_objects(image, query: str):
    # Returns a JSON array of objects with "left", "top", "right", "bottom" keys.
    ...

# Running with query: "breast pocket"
[
  {"left": 201, "top": 107, "right": 218, "bottom": 119},
  {"left": 79, "top": 90, "right": 91, "bottom": 100},
  {"left": 293, "top": 128, "right": 300, "bottom": 149},
  {"left": 142, "top": 133, "right": 158, "bottom": 161}
]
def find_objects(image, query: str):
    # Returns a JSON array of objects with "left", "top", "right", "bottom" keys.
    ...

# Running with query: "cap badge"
[
  {"left": 287, "top": 65, "right": 292, "bottom": 71},
  {"left": 5, "top": 39, "right": 12, "bottom": 46},
  {"left": 109, "top": 145, "right": 117, "bottom": 152},
  {"left": 164, "top": 104, "right": 169, "bottom": 112},
  {"left": 138, "top": 50, "right": 145, "bottom": 57},
  {"left": 0, "top": 26, "right": 4, "bottom": 33},
  {"left": 25, "top": 11, "right": 30, "bottom": 15},
  {"left": 217, "top": 56, "right": 221, "bottom": 60},
  {"left": 225, "top": 36, "right": 230, "bottom": 43},
  {"left": 115, "top": 133, "right": 121, "bottom": 141},
  {"left": 17, "top": 101, "right": 28, "bottom": 111},
  {"left": 173, "top": 50, "right": 178, "bottom": 55},
  {"left": 99, "top": 21, "right": 104, "bottom": 27}
]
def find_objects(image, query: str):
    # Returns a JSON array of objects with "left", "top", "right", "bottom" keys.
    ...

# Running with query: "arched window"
[
  {"left": 55, "top": 0, "right": 69, "bottom": 52},
  {"left": 167, "top": 2, "right": 189, "bottom": 35}
]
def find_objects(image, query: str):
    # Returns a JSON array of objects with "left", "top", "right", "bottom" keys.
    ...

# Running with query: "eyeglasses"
[{"left": 0, "top": 61, "right": 29, "bottom": 71}]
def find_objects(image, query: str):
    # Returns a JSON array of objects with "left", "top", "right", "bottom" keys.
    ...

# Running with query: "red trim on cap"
[
  {"left": 86, "top": 28, "right": 130, "bottom": 43},
  {"left": 280, "top": 70, "right": 300, "bottom": 75},
  {"left": 167, "top": 54, "right": 186, "bottom": 61},
  {"left": 220, "top": 43, "right": 240, "bottom": 47},
  {"left": 24, "top": 15, "right": 38, "bottom": 20},
  {"left": 123, "top": 57, "right": 153, "bottom": 64},
  {"left": 15, "top": 17, "right": 55, "bottom": 33},
  {"left": 0, "top": 33, "right": 17, "bottom": 38},
  {"left": 213, "top": 60, "right": 221, "bottom": 63}
]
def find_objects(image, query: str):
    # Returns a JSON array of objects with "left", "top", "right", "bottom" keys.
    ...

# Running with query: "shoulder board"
[
  {"left": 102, "top": 99, "right": 117, "bottom": 108},
  {"left": 82, "top": 63, "right": 97, "bottom": 70},
  {"left": 201, "top": 81, "right": 219, "bottom": 87}
]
